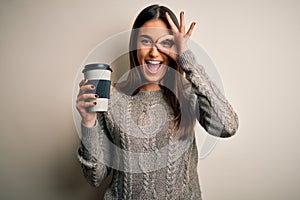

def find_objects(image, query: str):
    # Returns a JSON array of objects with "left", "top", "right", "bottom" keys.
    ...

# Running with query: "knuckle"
[
  {"left": 76, "top": 103, "right": 82, "bottom": 111},
  {"left": 79, "top": 88, "right": 84, "bottom": 94},
  {"left": 83, "top": 101, "right": 90, "bottom": 108},
  {"left": 83, "top": 93, "right": 95, "bottom": 100}
]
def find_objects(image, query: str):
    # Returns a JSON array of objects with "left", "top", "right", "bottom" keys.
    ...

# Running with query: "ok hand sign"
[{"left": 158, "top": 11, "right": 196, "bottom": 61}]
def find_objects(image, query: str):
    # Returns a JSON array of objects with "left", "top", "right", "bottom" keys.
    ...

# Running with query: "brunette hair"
[{"left": 116, "top": 4, "right": 195, "bottom": 139}]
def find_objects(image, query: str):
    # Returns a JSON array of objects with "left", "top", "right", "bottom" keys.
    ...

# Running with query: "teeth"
[{"left": 147, "top": 61, "right": 161, "bottom": 64}]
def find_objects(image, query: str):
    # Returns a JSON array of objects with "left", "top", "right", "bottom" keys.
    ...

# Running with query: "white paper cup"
[{"left": 82, "top": 63, "right": 112, "bottom": 112}]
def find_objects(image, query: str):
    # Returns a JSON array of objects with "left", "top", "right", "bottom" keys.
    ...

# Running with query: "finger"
[
  {"left": 165, "top": 12, "right": 179, "bottom": 32},
  {"left": 156, "top": 35, "right": 176, "bottom": 52},
  {"left": 78, "top": 101, "right": 97, "bottom": 109},
  {"left": 76, "top": 99, "right": 96, "bottom": 111},
  {"left": 157, "top": 44, "right": 178, "bottom": 60},
  {"left": 186, "top": 22, "right": 196, "bottom": 38},
  {"left": 179, "top": 11, "right": 185, "bottom": 33},
  {"left": 110, "top": 85, "right": 114, "bottom": 94},
  {"left": 77, "top": 93, "right": 98, "bottom": 102},
  {"left": 156, "top": 34, "right": 174, "bottom": 43},
  {"left": 78, "top": 84, "right": 95, "bottom": 96},
  {"left": 79, "top": 79, "right": 88, "bottom": 87}
]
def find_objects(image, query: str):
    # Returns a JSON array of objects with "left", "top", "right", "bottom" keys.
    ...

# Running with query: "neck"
[{"left": 139, "top": 83, "right": 161, "bottom": 92}]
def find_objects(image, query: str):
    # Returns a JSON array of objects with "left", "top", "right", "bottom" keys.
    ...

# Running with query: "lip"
[{"left": 145, "top": 60, "right": 163, "bottom": 74}]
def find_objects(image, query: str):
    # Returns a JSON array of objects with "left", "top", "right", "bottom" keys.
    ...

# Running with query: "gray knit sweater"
[{"left": 77, "top": 50, "right": 239, "bottom": 199}]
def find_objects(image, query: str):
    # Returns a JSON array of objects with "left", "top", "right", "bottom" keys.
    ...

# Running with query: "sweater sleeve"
[
  {"left": 77, "top": 113, "right": 113, "bottom": 187},
  {"left": 177, "top": 49, "right": 239, "bottom": 137}
]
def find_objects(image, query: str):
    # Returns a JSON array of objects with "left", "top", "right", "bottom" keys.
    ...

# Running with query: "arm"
[
  {"left": 177, "top": 49, "right": 239, "bottom": 137},
  {"left": 77, "top": 113, "right": 112, "bottom": 187}
]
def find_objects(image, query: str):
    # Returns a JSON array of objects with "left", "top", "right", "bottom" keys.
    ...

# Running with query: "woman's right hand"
[{"left": 76, "top": 79, "right": 98, "bottom": 128}]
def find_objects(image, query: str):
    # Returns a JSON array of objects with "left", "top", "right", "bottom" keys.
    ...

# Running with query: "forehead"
[{"left": 138, "top": 19, "right": 170, "bottom": 39}]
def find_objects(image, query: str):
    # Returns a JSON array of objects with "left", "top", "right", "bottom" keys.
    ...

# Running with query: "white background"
[{"left": 0, "top": 0, "right": 299, "bottom": 199}]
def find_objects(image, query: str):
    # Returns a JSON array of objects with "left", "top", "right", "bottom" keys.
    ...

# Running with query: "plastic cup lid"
[{"left": 82, "top": 63, "right": 112, "bottom": 73}]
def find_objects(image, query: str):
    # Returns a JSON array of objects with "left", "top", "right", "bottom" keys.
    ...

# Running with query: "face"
[{"left": 136, "top": 19, "right": 172, "bottom": 86}]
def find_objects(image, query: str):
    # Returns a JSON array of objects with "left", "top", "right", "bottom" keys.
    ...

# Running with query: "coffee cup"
[{"left": 82, "top": 63, "right": 112, "bottom": 112}]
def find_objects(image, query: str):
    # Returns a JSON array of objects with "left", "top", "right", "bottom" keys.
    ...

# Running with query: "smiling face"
[{"left": 136, "top": 19, "right": 172, "bottom": 90}]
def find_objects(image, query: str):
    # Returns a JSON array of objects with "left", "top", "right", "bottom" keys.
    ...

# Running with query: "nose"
[{"left": 149, "top": 45, "right": 159, "bottom": 58}]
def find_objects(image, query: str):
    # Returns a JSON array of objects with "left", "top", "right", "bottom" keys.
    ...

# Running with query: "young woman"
[{"left": 76, "top": 4, "right": 238, "bottom": 199}]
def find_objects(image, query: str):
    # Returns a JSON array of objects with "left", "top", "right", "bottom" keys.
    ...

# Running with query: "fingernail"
[
  {"left": 93, "top": 102, "right": 97, "bottom": 105},
  {"left": 182, "top": 11, "right": 184, "bottom": 15},
  {"left": 95, "top": 94, "right": 99, "bottom": 98},
  {"left": 91, "top": 85, "right": 95, "bottom": 89}
]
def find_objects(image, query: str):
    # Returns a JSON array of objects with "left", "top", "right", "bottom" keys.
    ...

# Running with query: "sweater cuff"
[
  {"left": 177, "top": 49, "right": 197, "bottom": 72},
  {"left": 81, "top": 120, "right": 100, "bottom": 155}
]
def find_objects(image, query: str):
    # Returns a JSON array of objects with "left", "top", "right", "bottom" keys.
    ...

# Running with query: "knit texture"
[{"left": 77, "top": 50, "right": 239, "bottom": 199}]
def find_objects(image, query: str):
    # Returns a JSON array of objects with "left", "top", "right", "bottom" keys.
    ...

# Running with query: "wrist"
[
  {"left": 178, "top": 44, "right": 188, "bottom": 56},
  {"left": 82, "top": 119, "right": 96, "bottom": 128}
]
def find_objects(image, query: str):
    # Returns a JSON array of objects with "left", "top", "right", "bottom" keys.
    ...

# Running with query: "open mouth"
[{"left": 145, "top": 60, "right": 163, "bottom": 74}]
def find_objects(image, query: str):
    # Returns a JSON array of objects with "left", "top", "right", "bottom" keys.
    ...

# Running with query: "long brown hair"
[{"left": 116, "top": 4, "right": 195, "bottom": 139}]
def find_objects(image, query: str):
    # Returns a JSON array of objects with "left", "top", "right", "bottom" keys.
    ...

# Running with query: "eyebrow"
[{"left": 139, "top": 34, "right": 152, "bottom": 40}]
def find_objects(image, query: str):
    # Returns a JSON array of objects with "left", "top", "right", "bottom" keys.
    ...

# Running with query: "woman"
[{"left": 76, "top": 4, "right": 238, "bottom": 199}]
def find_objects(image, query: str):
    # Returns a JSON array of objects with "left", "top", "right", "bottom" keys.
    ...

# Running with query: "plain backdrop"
[{"left": 0, "top": 0, "right": 299, "bottom": 199}]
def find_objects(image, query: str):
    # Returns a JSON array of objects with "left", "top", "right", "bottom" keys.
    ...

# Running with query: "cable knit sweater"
[{"left": 77, "top": 50, "right": 239, "bottom": 199}]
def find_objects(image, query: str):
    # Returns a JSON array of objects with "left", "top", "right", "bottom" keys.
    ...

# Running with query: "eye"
[
  {"left": 140, "top": 39, "right": 152, "bottom": 46},
  {"left": 160, "top": 40, "right": 174, "bottom": 48}
]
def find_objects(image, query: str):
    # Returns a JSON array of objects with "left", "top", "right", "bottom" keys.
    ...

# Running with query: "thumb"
[
  {"left": 110, "top": 85, "right": 114, "bottom": 94},
  {"left": 157, "top": 45, "right": 178, "bottom": 60}
]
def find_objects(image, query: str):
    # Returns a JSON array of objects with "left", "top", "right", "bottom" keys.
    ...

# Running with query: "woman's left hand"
[{"left": 157, "top": 11, "right": 196, "bottom": 61}]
